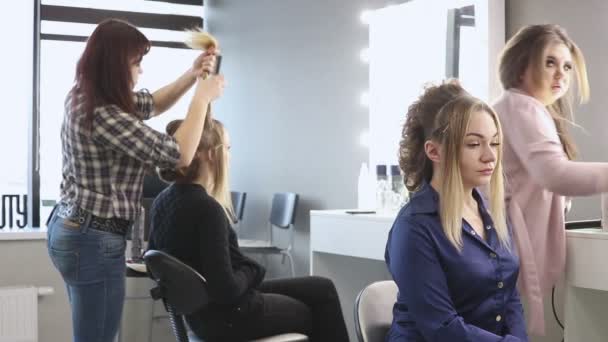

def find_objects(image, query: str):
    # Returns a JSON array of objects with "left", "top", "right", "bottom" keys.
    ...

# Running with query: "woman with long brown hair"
[
  {"left": 46, "top": 18, "right": 224, "bottom": 342},
  {"left": 493, "top": 24, "right": 608, "bottom": 335}
]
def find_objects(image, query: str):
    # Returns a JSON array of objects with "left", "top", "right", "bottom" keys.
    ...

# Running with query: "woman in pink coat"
[{"left": 493, "top": 24, "right": 608, "bottom": 336}]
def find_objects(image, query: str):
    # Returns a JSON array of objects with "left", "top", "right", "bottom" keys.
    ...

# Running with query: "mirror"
[{"left": 367, "top": 0, "right": 505, "bottom": 168}]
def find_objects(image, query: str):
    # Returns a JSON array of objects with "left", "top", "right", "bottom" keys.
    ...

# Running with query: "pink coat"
[{"left": 493, "top": 89, "right": 608, "bottom": 335}]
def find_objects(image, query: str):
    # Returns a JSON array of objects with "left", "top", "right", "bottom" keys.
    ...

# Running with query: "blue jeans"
[{"left": 47, "top": 211, "right": 127, "bottom": 342}]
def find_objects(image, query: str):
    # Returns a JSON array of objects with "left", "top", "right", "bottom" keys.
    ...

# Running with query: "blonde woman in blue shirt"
[{"left": 385, "top": 80, "right": 527, "bottom": 341}]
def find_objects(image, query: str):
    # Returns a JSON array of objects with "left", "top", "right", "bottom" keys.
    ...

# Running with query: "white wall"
[
  {"left": 0, "top": 240, "right": 72, "bottom": 342},
  {"left": 205, "top": 0, "right": 403, "bottom": 278}
]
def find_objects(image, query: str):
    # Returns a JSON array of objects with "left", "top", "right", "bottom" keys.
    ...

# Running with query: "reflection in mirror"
[{"left": 367, "top": 0, "right": 504, "bottom": 168}]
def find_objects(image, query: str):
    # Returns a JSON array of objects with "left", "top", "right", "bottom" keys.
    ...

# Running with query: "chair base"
[
  {"left": 252, "top": 333, "right": 308, "bottom": 342},
  {"left": 187, "top": 331, "right": 308, "bottom": 342}
]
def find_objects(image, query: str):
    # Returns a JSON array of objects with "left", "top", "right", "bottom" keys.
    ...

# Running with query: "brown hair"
[
  {"left": 399, "top": 79, "right": 469, "bottom": 192},
  {"left": 499, "top": 24, "right": 590, "bottom": 159},
  {"left": 71, "top": 18, "right": 150, "bottom": 129}
]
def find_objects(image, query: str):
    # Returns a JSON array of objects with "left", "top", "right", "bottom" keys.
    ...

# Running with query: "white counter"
[
  {"left": 309, "top": 209, "right": 395, "bottom": 269},
  {"left": 564, "top": 228, "right": 608, "bottom": 341},
  {"left": 309, "top": 209, "right": 395, "bottom": 341}
]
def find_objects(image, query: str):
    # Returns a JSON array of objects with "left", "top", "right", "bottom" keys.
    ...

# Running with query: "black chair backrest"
[
  {"left": 143, "top": 173, "right": 169, "bottom": 198},
  {"left": 269, "top": 193, "right": 298, "bottom": 229},
  {"left": 144, "top": 250, "right": 209, "bottom": 315},
  {"left": 142, "top": 174, "right": 169, "bottom": 241},
  {"left": 230, "top": 191, "right": 247, "bottom": 221}
]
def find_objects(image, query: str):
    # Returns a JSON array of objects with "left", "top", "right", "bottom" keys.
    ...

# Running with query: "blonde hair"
[
  {"left": 160, "top": 119, "right": 235, "bottom": 221},
  {"left": 434, "top": 97, "right": 509, "bottom": 250},
  {"left": 185, "top": 29, "right": 218, "bottom": 51},
  {"left": 499, "top": 24, "right": 590, "bottom": 159},
  {"left": 400, "top": 80, "right": 510, "bottom": 250}
]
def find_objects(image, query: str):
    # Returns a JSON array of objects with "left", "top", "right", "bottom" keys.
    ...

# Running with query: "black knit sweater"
[{"left": 148, "top": 183, "right": 265, "bottom": 338}]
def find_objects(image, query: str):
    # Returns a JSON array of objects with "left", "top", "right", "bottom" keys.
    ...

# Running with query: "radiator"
[{"left": 0, "top": 286, "right": 39, "bottom": 342}]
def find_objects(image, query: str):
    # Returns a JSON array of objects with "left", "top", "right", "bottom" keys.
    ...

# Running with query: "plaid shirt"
[{"left": 59, "top": 89, "right": 181, "bottom": 221}]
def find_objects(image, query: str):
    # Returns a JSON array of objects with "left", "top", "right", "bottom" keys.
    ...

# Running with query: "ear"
[
  {"left": 207, "top": 149, "right": 215, "bottom": 162},
  {"left": 424, "top": 140, "right": 442, "bottom": 163},
  {"left": 193, "top": 150, "right": 205, "bottom": 162}
]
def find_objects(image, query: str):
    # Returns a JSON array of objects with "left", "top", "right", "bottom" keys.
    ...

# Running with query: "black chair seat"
[{"left": 144, "top": 250, "right": 308, "bottom": 342}]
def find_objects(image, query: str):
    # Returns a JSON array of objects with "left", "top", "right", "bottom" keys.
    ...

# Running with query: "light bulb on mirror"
[
  {"left": 360, "top": 10, "right": 372, "bottom": 24},
  {"left": 359, "top": 130, "right": 370, "bottom": 148},
  {"left": 360, "top": 91, "right": 369, "bottom": 107},
  {"left": 359, "top": 48, "right": 369, "bottom": 63}
]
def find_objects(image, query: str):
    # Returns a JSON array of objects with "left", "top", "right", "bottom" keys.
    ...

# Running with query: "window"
[
  {"left": 0, "top": 2, "right": 34, "bottom": 229},
  {"left": 21, "top": 0, "right": 204, "bottom": 228}
]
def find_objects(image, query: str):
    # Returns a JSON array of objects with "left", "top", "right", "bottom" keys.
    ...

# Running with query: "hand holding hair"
[
  {"left": 186, "top": 29, "right": 222, "bottom": 79},
  {"left": 184, "top": 29, "right": 224, "bottom": 123}
]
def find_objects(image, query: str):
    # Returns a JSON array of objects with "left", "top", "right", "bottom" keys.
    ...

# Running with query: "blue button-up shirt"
[{"left": 385, "top": 183, "right": 527, "bottom": 341}]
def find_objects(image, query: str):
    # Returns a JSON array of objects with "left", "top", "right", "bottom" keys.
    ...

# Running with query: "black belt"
[{"left": 55, "top": 204, "right": 131, "bottom": 236}]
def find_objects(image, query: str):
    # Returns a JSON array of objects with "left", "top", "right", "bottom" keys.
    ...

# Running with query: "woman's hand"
[
  {"left": 196, "top": 74, "right": 225, "bottom": 102},
  {"left": 190, "top": 48, "right": 220, "bottom": 78}
]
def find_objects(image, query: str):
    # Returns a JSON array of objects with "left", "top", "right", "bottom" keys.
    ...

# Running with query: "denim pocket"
[
  {"left": 48, "top": 220, "right": 81, "bottom": 282},
  {"left": 49, "top": 225, "right": 80, "bottom": 252},
  {"left": 49, "top": 248, "right": 79, "bottom": 282},
  {"left": 102, "top": 235, "right": 126, "bottom": 258}
]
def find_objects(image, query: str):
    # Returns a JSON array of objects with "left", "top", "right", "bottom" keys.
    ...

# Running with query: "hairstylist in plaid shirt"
[{"left": 46, "top": 19, "right": 224, "bottom": 342}]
